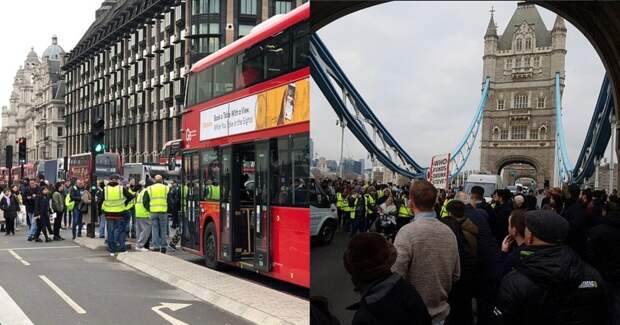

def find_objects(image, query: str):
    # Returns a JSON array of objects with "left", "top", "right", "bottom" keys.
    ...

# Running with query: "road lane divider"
[
  {"left": 0, "top": 245, "right": 80, "bottom": 251},
  {"left": 39, "top": 275, "right": 87, "bottom": 314},
  {"left": 0, "top": 285, "right": 35, "bottom": 324},
  {"left": 8, "top": 249, "right": 31, "bottom": 266}
]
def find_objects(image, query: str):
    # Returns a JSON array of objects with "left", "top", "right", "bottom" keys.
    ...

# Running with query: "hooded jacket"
[
  {"left": 495, "top": 245, "right": 607, "bottom": 325},
  {"left": 348, "top": 273, "right": 431, "bottom": 325}
]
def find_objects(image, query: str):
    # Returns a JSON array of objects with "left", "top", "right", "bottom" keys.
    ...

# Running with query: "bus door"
[
  {"left": 219, "top": 146, "right": 234, "bottom": 262},
  {"left": 253, "top": 140, "right": 271, "bottom": 272},
  {"left": 231, "top": 144, "right": 256, "bottom": 261},
  {"left": 182, "top": 152, "right": 201, "bottom": 251}
]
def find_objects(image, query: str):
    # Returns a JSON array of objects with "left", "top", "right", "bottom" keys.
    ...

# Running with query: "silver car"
[{"left": 310, "top": 181, "right": 337, "bottom": 245}]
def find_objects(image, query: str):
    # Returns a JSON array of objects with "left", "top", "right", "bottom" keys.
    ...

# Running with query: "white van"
[
  {"left": 310, "top": 181, "right": 338, "bottom": 245},
  {"left": 463, "top": 174, "right": 503, "bottom": 202}
]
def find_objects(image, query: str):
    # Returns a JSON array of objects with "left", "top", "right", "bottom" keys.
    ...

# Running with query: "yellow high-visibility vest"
[
  {"left": 147, "top": 183, "right": 169, "bottom": 213},
  {"left": 125, "top": 188, "right": 136, "bottom": 210},
  {"left": 206, "top": 185, "right": 220, "bottom": 200},
  {"left": 336, "top": 192, "right": 344, "bottom": 209},
  {"left": 102, "top": 185, "right": 125, "bottom": 213},
  {"left": 134, "top": 189, "right": 150, "bottom": 219},
  {"left": 398, "top": 196, "right": 412, "bottom": 218}
]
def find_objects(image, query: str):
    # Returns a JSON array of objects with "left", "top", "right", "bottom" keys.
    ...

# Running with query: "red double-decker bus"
[
  {"left": 68, "top": 152, "right": 123, "bottom": 185},
  {"left": 181, "top": 3, "right": 309, "bottom": 288}
]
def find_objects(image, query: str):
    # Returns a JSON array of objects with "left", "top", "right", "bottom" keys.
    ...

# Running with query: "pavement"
[
  {"left": 0, "top": 227, "right": 251, "bottom": 325},
  {"left": 311, "top": 229, "right": 357, "bottom": 325},
  {"left": 74, "top": 233, "right": 309, "bottom": 325}
]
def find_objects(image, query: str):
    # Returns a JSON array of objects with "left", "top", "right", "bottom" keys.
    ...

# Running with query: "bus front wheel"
[{"left": 204, "top": 222, "right": 222, "bottom": 270}]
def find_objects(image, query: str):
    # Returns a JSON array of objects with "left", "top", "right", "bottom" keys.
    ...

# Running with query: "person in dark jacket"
[
  {"left": 471, "top": 185, "right": 495, "bottom": 222},
  {"left": 168, "top": 179, "right": 181, "bottom": 229},
  {"left": 33, "top": 185, "right": 52, "bottom": 242},
  {"left": 70, "top": 179, "right": 85, "bottom": 239},
  {"left": 24, "top": 179, "right": 40, "bottom": 240},
  {"left": 586, "top": 201, "right": 620, "bottom": 325},
  {"left": 454, "top": 192, "right": 500, "bottom": 325},
  {"left": 499, "top": 209, "right": 526, "bottom": 277},
  {"left": 50, "top": 182, "right": 65, "bottom": 241},
  {"left": 492, "top": 189, "right": 512, "bottom": 247},
  {"left": 344, "top": 232, "right": 431, "bottom": 325},
  {"left": 494, "top": 210, "right": 607, "bottom": 325},
  {"left": 563, "top": 184, "right": 587, "bottom": 257},
  {"left": 0, "top": 187, "right": 19, "bottom": 235}
]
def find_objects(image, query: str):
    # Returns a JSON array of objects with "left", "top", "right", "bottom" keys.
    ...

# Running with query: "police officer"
[
  {"left": 102, "top": 174, "right": 134, "bottom": 256},
  {"left": 143, "top": 174, "right": 169, "bottom": 253}
]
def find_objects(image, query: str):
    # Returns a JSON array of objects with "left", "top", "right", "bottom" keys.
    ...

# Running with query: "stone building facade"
[
  {"left": 479, "top": 3, "right": 567, "bottom": 187},
  {"left": 0, "top": 36, "right": 66, "bottom": 165},
  {"left": 63, "top": 0, "right": 304, "bottom": 164}
]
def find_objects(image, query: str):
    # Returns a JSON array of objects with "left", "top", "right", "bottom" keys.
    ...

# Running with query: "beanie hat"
[
  {"left": 343, "top": 233, "right": 396, "bottom": 291},
  {"left": 525, "top": 210, "right": 569, "bottom": 244}
]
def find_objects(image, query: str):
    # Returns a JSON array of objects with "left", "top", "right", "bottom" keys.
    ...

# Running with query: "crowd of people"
[
  {"left": 0, "top": 173, "right": 183, "bottom": 257},
  {"left": 312, "top": 178, "right": 620, "bottom": 325}
]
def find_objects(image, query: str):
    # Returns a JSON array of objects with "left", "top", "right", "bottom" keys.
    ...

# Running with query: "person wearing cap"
[
  {"left": 344, "top": 232, "right": 431, "bottom": 325},
  {"left": 392, "top": 180, "right": 459, "bottom": 325},
  {"left": 494, "top": 210, "right": 607, "bottom": 325},
  {"left": 101, "top": 174, "right": 134, "bottom": 256},
  {"left": 142, "top": 174, "right": 169, "bottom": 253}
]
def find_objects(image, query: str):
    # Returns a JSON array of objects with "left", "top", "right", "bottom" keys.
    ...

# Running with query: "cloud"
[{"left": 311, "top": 1, "right": 606, "bottom": 173}]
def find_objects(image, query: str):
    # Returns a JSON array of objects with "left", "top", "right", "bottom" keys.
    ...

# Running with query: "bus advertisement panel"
[{"left": 180, "top": 3, "right": 309, "bottom": 288}]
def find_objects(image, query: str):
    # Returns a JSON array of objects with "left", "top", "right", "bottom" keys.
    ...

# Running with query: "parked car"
[{"left": 310, "top": 180, "right": 337, "bottom": 245}]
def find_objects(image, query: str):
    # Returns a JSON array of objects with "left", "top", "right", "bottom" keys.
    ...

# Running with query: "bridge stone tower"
[{"left": 480, "top": 3, "right": 566, "bottom": 187}]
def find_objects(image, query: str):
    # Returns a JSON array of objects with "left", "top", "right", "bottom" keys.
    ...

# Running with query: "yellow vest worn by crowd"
[
  {"left": 440, "top": 199, "right": 452, "bottom": 218},
  {"left": 336, "top": 192, "right": 344, "bottom": 210},
  {"left": 147, "top": 183, "right": 169, "bottom": 213},
  {"left": 206, "top": 184, "right": 220, "bottom": 200},
  {"left": 398, "top": 196, "right": 413, "bottom": 218},
  {"left": 125, "top": 188, "right": 136, "bottom": 211},
  {"left": 102, "top": 185, "right": 125, "bottom": 213},
  {"left": 364, "top": 194, "right": 376, "bottom": 214},
  {"left": 65, "top": 192, "right": 75, "bottom": 211},
  {"left": 134, "top": 189, "right": 150, "bottom": 219}
]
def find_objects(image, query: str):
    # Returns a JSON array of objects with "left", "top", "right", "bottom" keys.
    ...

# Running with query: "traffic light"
[
  {"left": 91, "top": 118, "right": 105, "bottom": 156},
  {"left": 17, "top": 138, "right": 26, "bottom": 165},
  {"left": 5, "top": 145, "right": 12, "bottom": 170}
]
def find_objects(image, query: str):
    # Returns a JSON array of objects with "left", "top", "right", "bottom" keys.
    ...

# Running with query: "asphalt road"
[
  {"left": 310, "top": 229, "right": 357, "bottom": 325},
  {"left": 0, "top": 227, "right": 252, "bottom": 325}
]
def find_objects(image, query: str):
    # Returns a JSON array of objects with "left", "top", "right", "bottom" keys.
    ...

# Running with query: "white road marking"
[
  {"left": 8, "top": 249, "right": 31, "bottom": 266},
  {"left": 39, "top": 275, "right": 87, "bottom": 314},
  {"left": 151, "top": 302, "right": 192, "bottom": 325},
  {"left": 0, "top": 286, "right": 34, "bottom": 325},
  {"left": 0, "top": 245, "right": 79, "bottom": 251}
]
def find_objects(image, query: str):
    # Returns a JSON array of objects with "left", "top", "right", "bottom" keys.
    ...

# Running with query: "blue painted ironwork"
[
  {"left": 555, "top": 72, "right": 573, "bottom": 183},
  {"left": 570, "top": 74, "right": 614, "bottom": 184},
  {"left": 449, "top": 78, "right": 490, "bottom": 179}
]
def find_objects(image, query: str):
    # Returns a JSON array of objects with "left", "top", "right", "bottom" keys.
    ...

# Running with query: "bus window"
[
  {"left": 196, "top": 68, "right": 213, "bottom": 105},
  {"left": 291, "top": 134, "right": 309, "bottom": 207},
  {"left": 271, "top": 136, "right": 291, "bottom": 205},
  {"left": 265, "top": 30, "right": 291, "bottom": 79},
  {"left": 201, "top": 149, "right": 220, "bottom": 201},
  {"left": 213, "top": 57, "right": 235, "bottom": 98}
]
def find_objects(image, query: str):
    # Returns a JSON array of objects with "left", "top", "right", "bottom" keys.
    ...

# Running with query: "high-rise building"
[
  {"left": 0, "top": 36, "right": 66, "bottom": 165},
  {"left": 63, "top": 0, "right": 304, "bottom": 163},
  {"left": 479, "top": 3, "right": 566, "bottom": 186}
]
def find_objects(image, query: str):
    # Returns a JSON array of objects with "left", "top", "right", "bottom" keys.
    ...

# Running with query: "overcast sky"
[
  {"left": 0, "top": 1, "right": 100, "bottom": 110},
  {"left": 311, "top": 1, "right": 607, "bottom": 172}
]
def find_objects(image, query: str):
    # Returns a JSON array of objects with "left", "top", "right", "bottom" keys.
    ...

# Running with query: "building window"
[
  {"left": 497, "top": 99, "right": 505, "bottom": 110},
  {"left": 193, "top": 0, "right": 220, "bottom": 14},
  {"left": 534, "top": 56, "right": 540, "bottom": 67},
  {"left": 500, "top": 130, "right": 509, "bottom": 140},
  {"left": 238, "top": 24, "right": 254, "bottom": 38},
  {"left": 530, "top": 129, "right": 538, "bottom": 140},
  {"left": 240, "top": 0, "right": 257, "bottom": 15},
  {"left": 516, "top": 38, "right": 522, "bottom": 51},
  {"left": 537, "top": 97, "right": 546, "bottom": 108},
  {"left": 513, "top": 94, "right": 528, "bottom": 109},
  {"left": 192, "top": 22, "right": 220, "bottom": 36},
  {"left": 57, "top": 127, "right": 63, "bottom": 137},
  {"left": 275, "top": 0, "right": 292, "bottom": 14},
  {"left": 511, "top": 125, "right": 527, "bottom": 140},
  {"left": 540, "top": 126, "right": 548, "bottom": 139},
  {"left": 57, "top": 144, "right": 63, "bottom": 158},
  {"left": 525, "top": 37, "right": 532, "bottom": 50},
  {"left": 493, "top": 127, "right": 500, "bottom": 140}
]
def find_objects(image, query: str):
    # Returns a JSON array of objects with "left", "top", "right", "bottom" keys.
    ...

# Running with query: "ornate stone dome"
[{"left": 42, "top": 35, "right": 65, "bottom": 61}]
